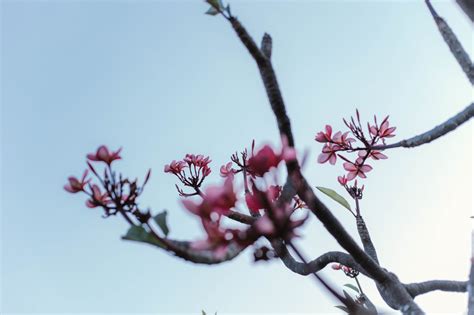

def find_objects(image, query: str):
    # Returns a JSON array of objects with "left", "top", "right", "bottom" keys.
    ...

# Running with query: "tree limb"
[
  {"left": 225, "top": 14, "right": 424, "bottom": 314},
  {"left": 425, "top": 0, "right": 474, "bottom": 85},
  {"left": 404, "top": 280, "right": 467, "bottom": 297},
  {"left": 372, "top": 102, "right": 474, "bottom": 150},
  {"left": 356, "top": 216, "right": 379, "bottom": 264}
]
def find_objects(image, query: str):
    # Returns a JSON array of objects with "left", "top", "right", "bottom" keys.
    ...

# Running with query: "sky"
[{"left": 1, "top": 0, "right": 472, "bottom": 314}]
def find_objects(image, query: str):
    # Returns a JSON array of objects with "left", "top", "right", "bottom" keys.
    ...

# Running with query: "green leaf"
[
  {"left": 316, "top": 186, "right": 351, "bottom": 211},
  {"left": 153, "top": 211, "right": 170, "bottom": 237},
  {"left": 202, "top": 311, "right": 206, "bottom": 315},
  {"left": 344, "top": 283, "right": 360, "bottom": 293},
  {"left": 334, "top": 305, "right": 349, "bottom": 313},
  {"left": 205, "top": 6, "right": 219, "bottom": 16},
  {"left": 122, "top": 225, "right": 165, "bottom": 248}
]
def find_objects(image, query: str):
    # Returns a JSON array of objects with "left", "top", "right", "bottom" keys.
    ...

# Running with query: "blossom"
[
  {"left": 64, "top": 170, "right": 90, "bottom": 193},
  {"left": 315, "top": 125, "right": 333, "bottom": 143},
  {"left": 219, "top": 162, "right": 236, "bottom": 178},
  {"left": 87, "top": 145, "right": 122, "bottom": 165},
  {"left": 332, "top": 131, "right": 355, "bottom": 147},
  {"left": 85, "top": 184, "right": 111, "bottom": 208},
  {"left": 358, "top": 150, "right": 387, "bottom": 160},
  {"left": 184, "top": 154, "right": 211, "bottom": 168},
  {"left": 190, "top": 219, "right": 239, "bottom": 259},
  {"left": 317, "top": 143, "right": 340, "bottom": 165},
  {"left": 164, "top": 160, "right": 187, "bottom": 174},
  {"left": 337, "top": 175, "right": 348, "bottom": 186},
  {"left": 331, "top": 263, "right": 342, "bottom": 270},
  {"left": 247, "top": 145, "right": 282, "bottom": 177},
  {"left": 245, "top": 185, "right": 281, "bottom": 215},
  {"left": 343, "top": 162, "right": 373, "bottom": 181},
  {"left": 369, "top": 117, "right": 396, "bottom": 138},
  {"left": 182, "top": 177, "right": 236, "bottom": 218}
]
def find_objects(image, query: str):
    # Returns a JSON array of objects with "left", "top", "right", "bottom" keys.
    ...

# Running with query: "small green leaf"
[
  {"left": 334, "top": 305, "right": 349, "bottom": 313},
  {"left": 344, "top": 283, "right": 360, "bottom": 293},
  {"left": 316, "top": 186, "right": 351, "bottom": 211},
  {"left": 202, "top": 311, "right": 206, "bottom": 315},
  {"left": 153, "top": 211, "right": 170, "bottom": 237},
  {"left": 205, "top": 6, "right": 219, "bottom": 15},
  {"left": 342, "top": 290, "right": 355, "bottom": 304},
  {"left": 122, "top": 225, "right": 165, "bottom": 248}
]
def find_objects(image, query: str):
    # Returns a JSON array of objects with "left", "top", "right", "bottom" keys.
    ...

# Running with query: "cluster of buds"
[
  {"left": 332, "top": 263, "right": 360, "bottom": 278},
  {"left": 164, "top": 154, "right": 212, "bottom": 197},
  {"left": 339, "top": 179, "right": 364, "bottom": 200},
  {"left": 315, "top": 110, "right": 395, "bottom": 185},
  {"left": 65, "top": 145, "right": 151, "bottom": 220}
]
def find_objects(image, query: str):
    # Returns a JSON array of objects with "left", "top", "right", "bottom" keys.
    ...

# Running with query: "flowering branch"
[
  {"left": 369, "top": 102, "right": 474, "bottom": 150},
  {"left": 425, "top": 0, "right": 474, "bottom": 85}
]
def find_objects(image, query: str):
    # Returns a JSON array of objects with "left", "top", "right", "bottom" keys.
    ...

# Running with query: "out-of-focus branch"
[
  {"left": 404, "top": 280, "right": 467, "bottom": 297},
  {"left": 371, "top": 102, "right": 474, "bottom": 150},
  {"left": 425, "top": 0, "right": 474, "bottom": 84},
  {"left": 456, "top": 0, "right": 474, "bottom": 22}
]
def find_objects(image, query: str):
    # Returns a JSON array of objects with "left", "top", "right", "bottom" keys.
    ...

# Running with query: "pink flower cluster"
[
  {"left": 315, "top": 111, "right": 395, "bottom": 184},
  {"left": 65, "top": 145, "right": 151, "bottom": 217},
  {"left": 332, "top": 263, "right": 360, "bottom": 278},
  {"left": 164, "top": 154, "right": 212, "bottom": 197}
]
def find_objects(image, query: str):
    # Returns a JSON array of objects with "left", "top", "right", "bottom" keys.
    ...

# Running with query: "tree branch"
[
  {"left": 272, "top": 240, "right": 371, "bottom": 277},
  {"left": 372, "top": 102, "right": 474, "bottom": 150},
  {"left": 405, "top": 280, "right": 467, "bottom": 297},
  {"left": 356, "top": 216, "right": 379, "bottom": 264},
  {"left": 225, "top": 14, "right": 424, "bottom": 314},
  {"left": 425, "top": 0, "right": 474, "bottom": 85}
]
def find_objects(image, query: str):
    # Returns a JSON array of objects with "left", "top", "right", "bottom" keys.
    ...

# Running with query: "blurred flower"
[{"left": 87, "top": 145, "right": 122, "bottom": 165}]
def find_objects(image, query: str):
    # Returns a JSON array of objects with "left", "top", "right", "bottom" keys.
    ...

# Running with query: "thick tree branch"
[
  {"left": 372, "top": 102, "right": 474, "bottom": 150},
  {"left": 469, "top": 258, "right": 474, "bottom": 313},
  {"left": 425, "top": 0, "right": 474, "bottom": 85},
  {"left": 356, "top": 216, "right": 379, "bottom": 264},
  {"left": 272, "top": 240, "right": 371, "bottom": 277},
  {"left": 456, "top": 0, "right": 474, "bottom": 22},
  {"left": 405, "top": 280, "right": 467, "bottom": 297}
]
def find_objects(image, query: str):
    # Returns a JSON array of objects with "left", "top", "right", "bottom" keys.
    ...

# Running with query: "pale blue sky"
[{"left": 1, "top": 0, "right": 472, "bottom": 314}]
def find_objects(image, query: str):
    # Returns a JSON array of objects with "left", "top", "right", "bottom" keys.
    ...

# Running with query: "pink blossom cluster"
[
  {"left": 164, "top": 154, "right": 212, "bottom": 197},
  {"left": 163, "top": 142, "right": 307, "bottom": 258},
  {"left": 65, "top": 145, "right": 151, "bottom": 219},
  {"left": 332, "top": 263, "right": 360, "bottom": 278},
  {"left": 315, "top": 111, "right": 396, "bottom": 185}
]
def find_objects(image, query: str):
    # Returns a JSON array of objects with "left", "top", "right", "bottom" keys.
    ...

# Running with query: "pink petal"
[
  {"left": 359, "top": 164, "right": 373, "bottom": 172},
  {"left": 346, "top": 171, "right": 357, "bottom": 181},
  {"left": 329, "top": 154, "right": 337, "bottom": 165},
  {"left": 343, "top": 162, "right": 357, "bottom": 171},
  {"left": 317, "top": 153, "right": 330, "bottom": 164}
]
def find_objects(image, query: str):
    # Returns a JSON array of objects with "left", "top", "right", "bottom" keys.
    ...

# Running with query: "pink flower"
[
  {"left": 358, "top": 150, "right": 387, "bottom": 160},
  {"left": 317, "top": 143, "right": 340, "bottom": 165},
  {"left": 164, "top": 160, "right": 187, "bottom": 174},
  {"left": 337, "top": 175, "right": 348, "bottom": 186},
  {"left": 315, "top": 125, "right": 333, "bottom": 143},
  {"left": 64, "top": 170, "right": 90, "bottom": 193},
  {"left": 247, "top": 145, "right": 282, "bottom": 177},
  {"left": 182, "top": 177, "right": 236, "bottom": 218},
  {"left": 184, "top": 154, "right": 211, "bottom": 168},
  {"left": 343, "top": 162, "right": 373, "bottom": 181},
  {"left": 245, "top": 185, "right": 281, "bottom": 215},
  {"left": 369, "top": 117, "right": 396, "bottom": 138},
  {"left": 85, "top": 184, "right": 111, "bottom": 208},
  {"left": 220, "top": 162, "right": 236, "bottom": 178},
  {"left": 332, "top": 131, "right": 355, "bottom": 147},
  {"left": 191, "top": 220, "right": 239, "bottom": 259},
  {"left": 87, "top": 145, "right": 122, "bottom": 165},
  {"left": 331, "top": 263, "right": 342, "bottom": 270}
]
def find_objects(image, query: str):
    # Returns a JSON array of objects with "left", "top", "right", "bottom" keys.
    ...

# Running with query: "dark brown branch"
[
  {"left": 372, "top": 102, "right": 474, "bottom": 150},
  {"left": 404, "top": 280, "right": 467, "bottom": 297},
  {"left": 425, "top": 0, "right": 474, "bottom": 84},
  {"left": 272, "top": 240, "right": 371, "bottom": 277},
  {"left": 226, "top": 209, "right": 255, "bottom": 224},
  {"left": 356, "top": 216, "right": 379, "bottom": 264}
]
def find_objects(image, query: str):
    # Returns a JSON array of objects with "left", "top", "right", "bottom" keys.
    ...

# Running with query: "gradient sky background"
[{"left": 1, "top": 0, "right": 472, "bottom": 314}]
